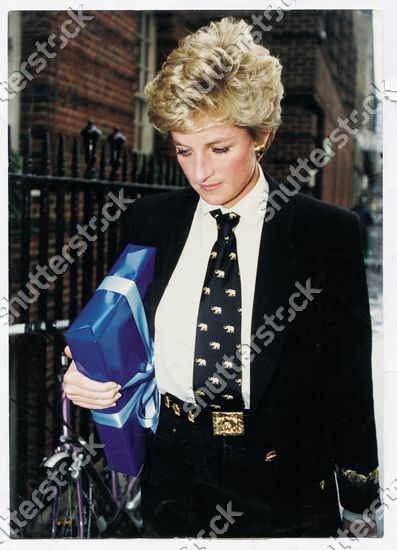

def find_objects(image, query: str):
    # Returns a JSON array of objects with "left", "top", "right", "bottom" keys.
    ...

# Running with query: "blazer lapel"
[
  {"left": 249, "top": 170, "right": 300, "bottom": 413},
  {"left": 147, "top": 188, "right": 199, "bottom": 338}
]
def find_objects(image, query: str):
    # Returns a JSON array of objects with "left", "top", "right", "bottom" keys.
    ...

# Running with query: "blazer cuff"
[{"left": 335, "top": 464, "right": 380, "bottom": 513}]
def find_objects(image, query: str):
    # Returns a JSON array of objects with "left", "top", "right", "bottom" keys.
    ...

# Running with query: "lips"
[{"left": 200, "top": 182, "right": 222, "bottom": 191}]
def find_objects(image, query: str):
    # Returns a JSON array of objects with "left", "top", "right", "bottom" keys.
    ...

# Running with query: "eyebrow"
[{"left": 173, "top": 139, "right": 232, "bottom": 147}]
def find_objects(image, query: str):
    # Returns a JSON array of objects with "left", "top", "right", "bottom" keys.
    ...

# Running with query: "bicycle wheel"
[
  {"left": 23, "top": 452, "right": 112, "bottom": 538},
  {"left": 105, "top": 469, "right": 143, "bottom": 535}
]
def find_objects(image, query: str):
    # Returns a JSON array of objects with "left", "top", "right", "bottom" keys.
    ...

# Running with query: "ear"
[{"left": 260, "top": 131, "right": 272, "bottom": 148}]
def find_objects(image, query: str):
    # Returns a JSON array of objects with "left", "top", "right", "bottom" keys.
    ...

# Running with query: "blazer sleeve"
[
  {"left": 119, "top": 196, "right": 139, "bottom": 250},
  {"left": 324, "top": 213, "right": 380, "bottom": 514}
]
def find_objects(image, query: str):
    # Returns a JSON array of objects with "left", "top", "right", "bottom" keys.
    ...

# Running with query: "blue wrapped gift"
[{"left": 65, "top": 243, "right": 160, "bottom": 476}]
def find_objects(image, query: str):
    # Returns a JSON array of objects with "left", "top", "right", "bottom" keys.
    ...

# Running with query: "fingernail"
[
  {"left": 112, "top": 403, "right": 117, "bottom": 407},
  {"left": 117, "top": 384, "right": 122, "bottom": 390}
]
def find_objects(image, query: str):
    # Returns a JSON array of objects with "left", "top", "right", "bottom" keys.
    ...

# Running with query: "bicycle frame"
[
  {"left": 53, "top": 363, "right": 85, "bottom": 537},
  {"left": 10, "top": 320, "right": 140, "bottom": 538},
  {"left": 56, "top": 341, "right": 140, "bottom": 537},
  {"left": 57, "top": 366, "right": 138, "bottom": 536}
]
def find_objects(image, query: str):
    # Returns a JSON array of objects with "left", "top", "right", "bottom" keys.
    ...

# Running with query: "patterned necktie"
[{"left": 192, "top": 209, "right": 244, "bottom": 411}]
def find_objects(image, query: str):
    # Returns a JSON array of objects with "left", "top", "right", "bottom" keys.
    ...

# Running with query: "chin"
[
  {"left": 197, "top": 190, "right": 229, "bottom": 205},
  {"left": 203, "top": 195, "right": 223, "bottom": 205}
]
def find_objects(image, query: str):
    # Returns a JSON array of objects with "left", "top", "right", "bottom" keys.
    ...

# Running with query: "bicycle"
[{"left": 9, "top": 320, "right": 143, "bottom": 538}]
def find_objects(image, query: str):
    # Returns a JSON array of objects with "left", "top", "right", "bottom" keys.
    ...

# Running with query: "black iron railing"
[
  {"left": 8, "top": 121, "right": 186, "bottom": 509},
  {"left": 9, "top": 121, "right": 186, "bottom": 324}
]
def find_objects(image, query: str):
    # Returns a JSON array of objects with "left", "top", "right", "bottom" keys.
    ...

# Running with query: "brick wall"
[{"left": 19, "top": 10, "right": 138, "bottom": 172}]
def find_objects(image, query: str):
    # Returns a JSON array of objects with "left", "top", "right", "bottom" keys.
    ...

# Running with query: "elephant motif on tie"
[{"left": 209, "top": 341, "right": 221, "bottom": 350}]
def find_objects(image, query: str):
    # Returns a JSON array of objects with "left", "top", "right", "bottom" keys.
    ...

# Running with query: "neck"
[{"left": 221, "top": 162, "right": 260, "bottom": 209}]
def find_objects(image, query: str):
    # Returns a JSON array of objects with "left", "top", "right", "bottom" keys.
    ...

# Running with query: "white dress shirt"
[{"left": 154, "top": 163, "right": 268, "bottom": 409}]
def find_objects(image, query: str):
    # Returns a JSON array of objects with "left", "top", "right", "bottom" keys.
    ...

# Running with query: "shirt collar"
[{"left": 197, "top": 163, "right": 269, "bottom": 220}]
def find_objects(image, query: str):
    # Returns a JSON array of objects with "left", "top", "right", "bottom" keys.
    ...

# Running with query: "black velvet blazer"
[{"left": 120, "top": 169, "right": 379, "bottom": 523}]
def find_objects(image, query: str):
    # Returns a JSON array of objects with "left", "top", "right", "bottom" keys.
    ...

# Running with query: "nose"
[{"left": 193, "top": 151, "right": 214, "bottom": 183}]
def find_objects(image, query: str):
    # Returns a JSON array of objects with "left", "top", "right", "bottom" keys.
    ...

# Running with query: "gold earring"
[{"left": 254, "top": 144, "right": 265, "bottom": 162}]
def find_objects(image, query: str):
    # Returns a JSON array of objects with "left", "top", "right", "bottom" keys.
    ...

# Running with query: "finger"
[
  {"left": 64, "top": 345, "right": 72, "bottom": 359},
  {"left": 65, "top": 383, "right": 121, "bottom": 400},
  {"left": 64, "top": 363, "right": 121, "bottom": 393},
  {"left": 65, "top": 384, "right": 122, "bottom": 401}
]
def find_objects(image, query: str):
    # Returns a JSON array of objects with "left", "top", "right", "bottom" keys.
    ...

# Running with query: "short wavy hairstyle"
[{"left": 143, "top": 16, "right": 284, "bottom": 151}]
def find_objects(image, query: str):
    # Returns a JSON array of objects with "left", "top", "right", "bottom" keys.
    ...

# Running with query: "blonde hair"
[{"left": 143, "top": 16, "right": 284, "bottom": 150}]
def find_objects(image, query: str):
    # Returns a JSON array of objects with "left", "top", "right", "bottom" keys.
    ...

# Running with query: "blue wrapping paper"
[{"left": 65, "top": 244, "right": 159, "bottom": 476}]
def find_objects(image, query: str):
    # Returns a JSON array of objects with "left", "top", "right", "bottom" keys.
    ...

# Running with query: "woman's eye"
[{"left": 176, "top": 147, "right": 230, "bottom": 156}]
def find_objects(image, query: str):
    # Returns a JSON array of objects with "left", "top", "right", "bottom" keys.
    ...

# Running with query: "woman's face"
[{"left": 171, "top": 123, "right": 269, "bottom": 209}]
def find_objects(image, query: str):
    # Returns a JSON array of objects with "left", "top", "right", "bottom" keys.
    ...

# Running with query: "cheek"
[{"left": 221, "top": 152, "right": 253, "bottom": 180}]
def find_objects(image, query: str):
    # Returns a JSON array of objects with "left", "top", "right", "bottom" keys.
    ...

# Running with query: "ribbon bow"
[{"left": 90, "top": 275, "right": 159, "bottom": 432}]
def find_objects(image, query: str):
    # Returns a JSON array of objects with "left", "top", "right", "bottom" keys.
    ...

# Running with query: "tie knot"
[{"left": 210, "top": 209, "right": 240, "bottom": 237}]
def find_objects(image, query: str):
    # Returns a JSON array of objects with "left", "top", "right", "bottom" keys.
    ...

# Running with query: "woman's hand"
[{"left": 63, "top": 346, "right": 122, "bottom": 410}]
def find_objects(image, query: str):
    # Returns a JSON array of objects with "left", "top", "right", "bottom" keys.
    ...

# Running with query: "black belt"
[{"left": 160, "top": 392, "right": 251, "bottom": 436}]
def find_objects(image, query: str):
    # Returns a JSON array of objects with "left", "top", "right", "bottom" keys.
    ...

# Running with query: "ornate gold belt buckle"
[{"left": 212, "top": 411, "right": 244, "bottom": 436}]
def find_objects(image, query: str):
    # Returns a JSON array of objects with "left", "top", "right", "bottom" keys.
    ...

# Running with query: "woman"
[{"left": 64, "top": 17, "right": 379, "bottom": 538}]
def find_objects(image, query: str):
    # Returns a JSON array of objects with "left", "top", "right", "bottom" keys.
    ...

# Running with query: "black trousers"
[{"left": 140, "top": 394, "right": 342, "bottom": 538}]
